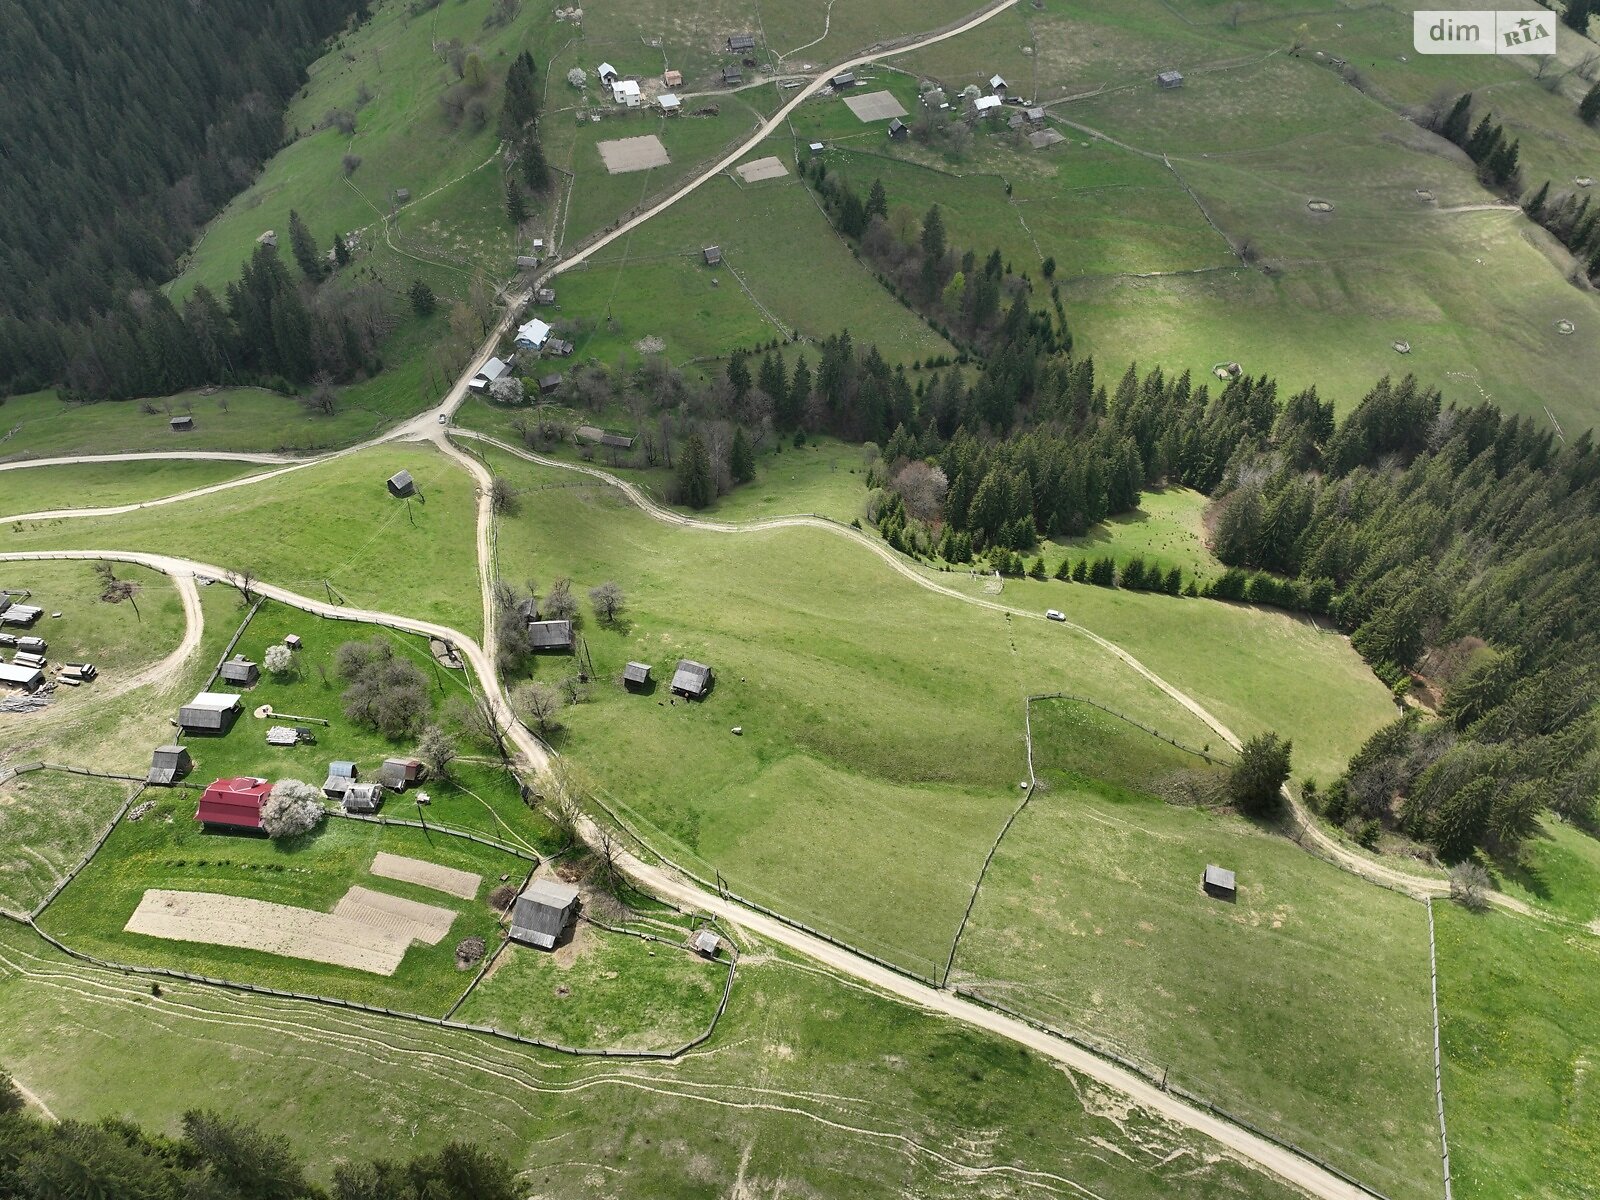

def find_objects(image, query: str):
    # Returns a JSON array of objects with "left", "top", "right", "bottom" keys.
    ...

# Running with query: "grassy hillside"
[
  {"left": 2, "top": 445, "right": 482, "bottom": 635},
  {"left": 0, "top": 921, "right": 1306, "bottom": 1199},
  {"left": 953, "top": 698, "right": 1440, "bottom": 1200},
  {"left": 480, "top": 448, "right": 1389, "bottom": 974}
]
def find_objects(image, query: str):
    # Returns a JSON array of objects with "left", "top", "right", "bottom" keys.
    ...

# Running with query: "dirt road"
[{"left": 0, "top": 544, "right": 1376, "bottom": 1200}]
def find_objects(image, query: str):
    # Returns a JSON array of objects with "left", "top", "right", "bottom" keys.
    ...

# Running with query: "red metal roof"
[{"left": 196, "top": 777, "right": 270, "bottom": 829}]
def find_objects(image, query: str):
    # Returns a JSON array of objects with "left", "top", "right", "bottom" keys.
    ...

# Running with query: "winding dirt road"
[{"left": 0, "top": 545, "right": 1369, "bottom": 1200}]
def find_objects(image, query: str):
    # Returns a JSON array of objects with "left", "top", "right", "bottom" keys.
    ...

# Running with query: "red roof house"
[{"left": 196, "top": 777, "right": 271, "bottom": 831}]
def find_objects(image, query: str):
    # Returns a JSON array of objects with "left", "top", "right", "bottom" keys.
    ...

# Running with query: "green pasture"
[
  {"left": 0, "top": 922, "right": 1305, "bottom": 1198},
  {"left": 1051, "top": 485, "right": 1222, "bottom": 582},
  {"left": 2, "top": 445, "right": 483, "bottom": 635},
  {"left": 0, "top": 772, "right": 136, "bottom": 915},
  {"left": 459, "top": 418, "right": 872, "bottom": 523},
  {"left": 1437, "top": 903, "right": 1600, "bottom": 1200},
  {"left": 479, "top": 447, "right": 1375, "bottom": 973},
  {"left": 953, "top": 698, "right": 1440, "bottom": 1200},
  {"left": 0, "top": 459, "right": 273, "bottom": 516},
  {"left": 942, "top": 569, "right": 1394, "bottom": 783},
  {"left": 559, "top": 160, "right": 955, "bottom": 366},
  {"left": 452, "top": 928, "right": 724, "bottom": 1050},
  {"left": 36, "top": 788, "right": 525, "bottom": 1013},
  {"left": 1490, "top": 817, "right": 1600, "bottom": 925}
]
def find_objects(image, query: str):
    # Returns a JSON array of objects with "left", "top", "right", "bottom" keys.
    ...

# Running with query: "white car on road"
[{"left": 1045, "top": 609, "right": 1066, "bottom": 622}]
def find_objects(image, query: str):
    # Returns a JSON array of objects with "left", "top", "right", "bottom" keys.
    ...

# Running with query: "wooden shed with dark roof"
[
  {"left": 510, "top": 878, "right": 580, "bottom": 949},
  {"left": 527, "top": 619, "right": 574, "bottom": 651},
  {"left": 670, "top": 659, "right": 713, "bottom": 699},
  {"left": 147, "top": 745, "right": 192, "bottom": 786},
  {"left": 387, "top": 470, "right": 416, "bottom": 497},
  {"left": 219, "top": 655, "right": 259, "bottom": 686},
  {"left": 1203, "top": 863, "right": 1237, "bottom": 900}
]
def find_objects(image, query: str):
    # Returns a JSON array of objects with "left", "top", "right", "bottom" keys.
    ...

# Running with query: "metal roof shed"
[
  {"left": 147, "top": 745, "right": 193, "bottom": 785},
  {"left": 322, "top": 760, "right": 357, "bottom": 797},
  {"left": 197, "top": 777, "right": 270, "bottom": 831},
  {"left": 387, "top": 470, "right": 416, "bottom": 497},
  {"left": 670, "top": 659, "right": 713, "bottom": 699},
  {"left": 1203, "top": 864, "right": 1237, "bottom": 899},
  {"left": 178, "top": 691, "right": 242, "bottom": 733},
  {"left": 0, "top": 663, "right": 45, "bottom": 691},
  {"left": 691, "top": 929, "right": 720, "bottom": 957},
  {"left": 510, "top": 879, "right": 580, "bottom": 949}
]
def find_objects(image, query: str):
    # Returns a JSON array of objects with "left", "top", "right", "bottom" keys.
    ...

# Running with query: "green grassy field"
[
  {"left": 479, "top": 447, "right": 1384, "bottom": 974},
  {"left": 455, "top": 409, "right": 874, "bottom": 522},
  {"left": 943, "top": 568, "right": 1394, "bottom": 783},
  {"left": 3, "top": 583, "right": 242, "bottom": 774},
  {"left": 1437, "top": 903, "right": 1600, "bottom": 1200},
  {"left": 2, "top": 445, "right": 483, "bottom": 635},
  {"left": 952, "top": 698, "right": 1440, "bottom": 1200},
  {"left": 1490, "top": 817, "right": 1600, "bottom": 925},
  {"left": 452, "top": 927, "right": 724, "bottom": 1050},
  {"left": 0, "top": 459, "right": 274, "bottom": 516},
  {"left": 37, "top": 788, "right": 526, "bottom": 1013},
  {"left": 878, "top": 0, "right": 1600, "bottom": 430},
  {"left": 0, "top": 921, "right": 1306, "bottom": 1199},
  {"left": 1051, "top": 485, "right": 1221, "bottom": 582},
  {"left": 0, "top": 560, "right": 186, "bottom": 680},
  {"left": 546, "top": 157, "right": 955, "bottom": 368},
  {"left": 0, "top": 772, "right": 136, "bottom": 915}
]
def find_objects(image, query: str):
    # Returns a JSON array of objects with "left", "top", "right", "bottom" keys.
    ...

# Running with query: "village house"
[
  {"left": 510, "top": 878, "right": 580, "bottom": 949},
  {"left": 196, "top": 777, "right": 271, "bottom": 832},
  {"left": 178, "top": 691, "right": 242, "bottom": 734},
  {"left": 671, "top": 659, "right": 714, "bottom": 699}
]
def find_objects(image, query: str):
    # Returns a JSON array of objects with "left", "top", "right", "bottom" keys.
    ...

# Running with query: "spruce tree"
[
  {"left": 726, "top": 349, "right": 751, "bottom": 401},
  {"left": 333, "top": 232, "right": 350, "bottom": 267},
  {"left": 409, "top": 280, "right": 437, "bottom": 317},
  {"left": 1524, "top": 179, "right": 1551, "bottom": 219},
  {"left": 1487, "top": 138, "right": 1520, "bottom": 189},
  {"left": 1464, "top": 114, "right": 1500, "bottom": 163},
  {"left": 1563, "top": 0, "right": 1596, "bottom": 33},
  {"left": 287, "top": 209, "right": 324, "bottom": 281},
  {"left": 521, "top": 136, "right": 550, "bottom": 191},
  {"left": 782, "top": 356, "right": 811, "bottom": 429},
  {"left": 920, "top": 205, "right": 947, "bottom": 297},
  {"left": 757, "top": 351, "right": 787, "bottom": 403},
  {"left": 506, "top": 181, "right": 529, "bottom": 225},
  {"left": 1582, "top": 81, "right": 1600, "bottom": 125},
  {"left": 677, "top": 431, "right": 715, "bottom": 508},
  {"left": 729, "top": 426, "right": 756, "bottom": 483},
  {"left": 1439, "top": 92, "right": 1472, "bottom": 145},
  {"left": 866, "top": 178, "right": 888, "bottom": 220}
]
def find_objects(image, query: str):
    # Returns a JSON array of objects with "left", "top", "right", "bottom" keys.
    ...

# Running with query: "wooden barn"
[
  {"left": 387, "top": 470, "right": 416, "bottom": 497},
  {"left": 196, "top": 777, "right": 271, "bottom": 832},
  {"left": 178, "top": 691, "right": 242, "bottom": 734},
  {"left": 322, "top": 760, "right": 358, "bottom": 798},
  {"left": 670, "top": 659, "right": 713, "bottom": 699},
  {"left": 527, "top": 619, "right": 574, "bottom": 651},
  {"left": 377, "top": 757, "right": 424, "bottom": 791},
  {"left": 510, "top": 878, "right": 580, "bottom": 949},
  {"left": 219, "top": 655, "right": 259, "bottom": 686},
  {"left": 146, "top": 745, "right": 192, "bottom": 786},
  {"left": 623, "top": 661, "right": 652, "bottom": 689}
]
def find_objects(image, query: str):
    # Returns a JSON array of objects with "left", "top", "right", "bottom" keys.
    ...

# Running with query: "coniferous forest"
[{"left": 0, "top": 0, "right": 366, "bottom": 395}]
